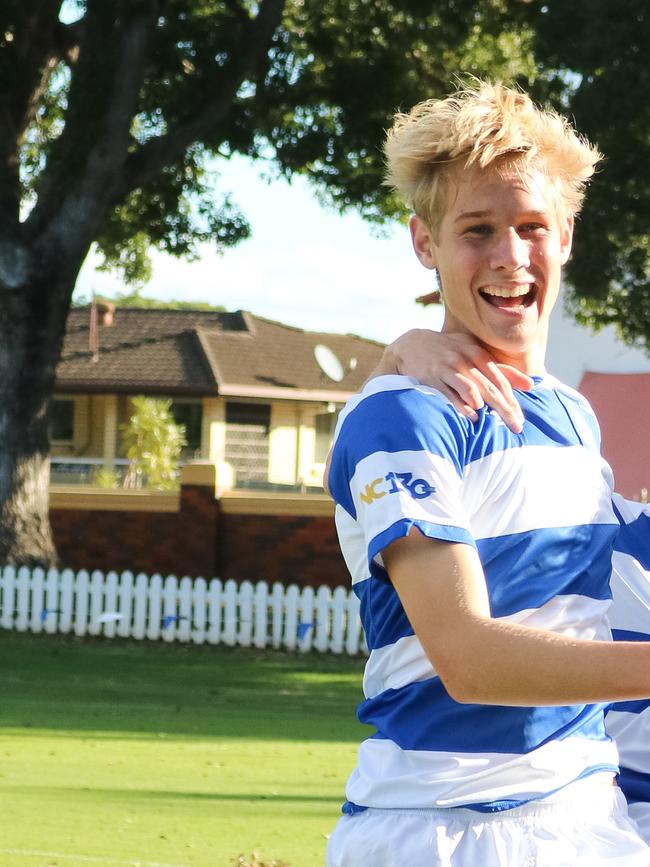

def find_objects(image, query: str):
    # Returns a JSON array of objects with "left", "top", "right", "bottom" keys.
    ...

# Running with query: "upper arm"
[
  {"left": 332, "top": 385, "right": 621, "bottom": 707},
  {"left": 329, "top": 384, "right": 494, "bottom": 696},
  {"left": 328, "top": 382, "right": 475, "bottom": 568},
  {"left": 383, "top": 528, "right": 492, "bottom": 700}
]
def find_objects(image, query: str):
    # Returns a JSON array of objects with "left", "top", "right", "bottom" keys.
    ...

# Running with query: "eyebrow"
[
  {"left": 454, "top": 208, "right": 550, "bottom": 223},
  {"left": 454, "top": 210, "right": 491, "bottom": 223}
]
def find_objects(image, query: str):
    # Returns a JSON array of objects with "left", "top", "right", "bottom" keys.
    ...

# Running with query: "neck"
[{"left": 441, "top": 321, "right": 548, "bottom": 376}]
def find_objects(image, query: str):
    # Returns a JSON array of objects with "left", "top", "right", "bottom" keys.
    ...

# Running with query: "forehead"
[{"left": 443, "top": 163, "right": 561, "bottom": 221}]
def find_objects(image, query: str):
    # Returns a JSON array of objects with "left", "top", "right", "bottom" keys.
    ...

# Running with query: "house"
[{"left": 51, "top": 305, "right": 385, "bottom": 491}]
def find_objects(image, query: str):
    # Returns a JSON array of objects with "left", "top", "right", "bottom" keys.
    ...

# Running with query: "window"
[
  {"left": 314, "top": 411, "right": 337, "bottom": 464},
  {"left": 225, "top": 402, "right": 271, "bottom": 487},
  {"left": 226, "top": 402, "right": 271, "bottom": 429},
  {"left": 171, "top": 401, "right": 203, "bottom": 457},
  {"left": 50, "top": 399, "right": 74, "bottom": 443}
]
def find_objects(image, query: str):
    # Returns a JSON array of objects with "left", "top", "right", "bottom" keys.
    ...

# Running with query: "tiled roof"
[{"left": 56, "top": 307, "right": 385, "bottom": 399}]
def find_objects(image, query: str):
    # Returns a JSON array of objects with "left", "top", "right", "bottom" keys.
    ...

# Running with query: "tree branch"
[
  {"left": 0, "top": 0, "right": 62, "bottom": 223},
  {"left": 115, "top": 0, "right": 285, "bottom": 201},
  {"left": 16, "top": 18, "right": 86, "bottom": 142},
  {"left": 28, "top": 4, "right": 160, "bottom": 273},
  {"left": 1, "top": 2, "right": 62, "bottom": 135}
]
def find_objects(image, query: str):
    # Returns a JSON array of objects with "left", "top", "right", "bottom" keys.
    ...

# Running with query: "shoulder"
[
  {"left": 541, "top": 372, "right": 602, "bottom": 451},
  {"left": 333, "top": 374, "right": 471, "bottom": 463},
  {"left": 542, "top": 373, "right": 598, "bottom": 418},
  {"left": 328, "top": 375, "right": 471, "bottom": 511}
]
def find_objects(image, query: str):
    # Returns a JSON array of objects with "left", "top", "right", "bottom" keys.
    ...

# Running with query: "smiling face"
[{"left": 410, "top": 163, "right": 574, "bottom": 374}]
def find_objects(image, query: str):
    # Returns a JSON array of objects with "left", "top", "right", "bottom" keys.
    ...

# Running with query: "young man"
[
  {"left": 377, "top": 329, "right": 650, "bottom": 844},
  {"left": 326, "top": 82, "right": 650, "bottom": 865}
]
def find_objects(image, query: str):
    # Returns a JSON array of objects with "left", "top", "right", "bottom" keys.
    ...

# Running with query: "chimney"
[
  {"left": 96, "top": 299, "right": 116, "bottom": 326},
  {"left": 416, "top": 290, "right": 442, "bottom": 306}
]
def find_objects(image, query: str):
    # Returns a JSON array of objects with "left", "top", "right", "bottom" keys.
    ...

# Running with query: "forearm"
[
  {"left": 386, "top": 531, "right": 650, "bottom": 708},
  {"left": 446, "top": 612, "right": 650, "bottom": 706}
]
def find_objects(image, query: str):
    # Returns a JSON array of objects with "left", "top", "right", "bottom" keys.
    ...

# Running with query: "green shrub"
[
  {"left": 93, "top": 466, "right": 121, "bottom": 489},
  {"left": 120, "top": 396, "right": 186, "bottom": 490}
]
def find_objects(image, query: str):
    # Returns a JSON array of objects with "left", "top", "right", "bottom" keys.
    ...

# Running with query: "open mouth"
[{"left": 479, "top": 284, "right": 537, "bottom": 310}]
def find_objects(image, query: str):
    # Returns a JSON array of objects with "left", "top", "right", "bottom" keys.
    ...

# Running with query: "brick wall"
[
  {"left": 50, "top": 483, "right": 220, "bottom": 579},
  {"left": 49, "top": 475, "right": 348, "bottom": 588},
  {"left": 217, "top": 513, "right": 349, "bottom": 587}
]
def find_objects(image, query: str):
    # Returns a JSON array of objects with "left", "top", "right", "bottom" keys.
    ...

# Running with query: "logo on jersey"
[{"left": 359, "top": 471, "right": 436, "bottom": 505}]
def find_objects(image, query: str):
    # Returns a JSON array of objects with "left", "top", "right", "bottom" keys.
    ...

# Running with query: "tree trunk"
[
  {"left": 0, "top": 255, "right": 76, "bottom": 567},
  {"left": 0, "top": 448, "right": 55, "bottom": 567}
]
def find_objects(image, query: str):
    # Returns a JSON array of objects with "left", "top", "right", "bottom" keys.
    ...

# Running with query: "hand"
[{"left": 380, "top": 330, "right": 534, "bottom": 434}]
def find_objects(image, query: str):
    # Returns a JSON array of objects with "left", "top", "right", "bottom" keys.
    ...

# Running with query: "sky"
[{"left": 74, "top": 154, "right": 444, "bottom": 346}]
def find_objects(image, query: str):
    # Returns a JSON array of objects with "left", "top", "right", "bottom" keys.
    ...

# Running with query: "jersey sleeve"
[
  {"left": 606, "top": 495, "right": 650, "bottom": 833},
  {"left": 610, "top": 493, "right": 650, "bottom": 638},
  {"left": 329, "top": 378, "right": 475, "bottom": 571}
]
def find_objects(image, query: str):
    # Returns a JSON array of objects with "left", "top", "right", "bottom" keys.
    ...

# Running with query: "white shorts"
[
  {"left": 327, "top": 785, "right": 650, "bottom": 867},
  {"left": 630, "top": 802, "right": 650, "bottom": 846}
]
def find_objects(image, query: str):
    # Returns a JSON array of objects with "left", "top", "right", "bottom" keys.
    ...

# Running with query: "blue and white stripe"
[
  {"left": 330, "top": 374, "right": 620, "bottom": 813},
  {"left": 606, "top": 495, "right": 650, "bottom": 840}
]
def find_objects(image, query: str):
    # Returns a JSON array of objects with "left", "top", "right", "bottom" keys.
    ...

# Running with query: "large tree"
[
  {"left": 530, "top": 0, "right": 650, "bottom": 346},
  {"left": 0, "top": 0, "right": 536, "bottom": 565}
]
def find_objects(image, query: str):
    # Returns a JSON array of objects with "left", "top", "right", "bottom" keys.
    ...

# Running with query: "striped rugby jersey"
[
  {"left": 606, "top": 496, "right": 650, "bottom": 840},
  {"left": 328, "top": 373, "right": 620, "bottom": 813}
]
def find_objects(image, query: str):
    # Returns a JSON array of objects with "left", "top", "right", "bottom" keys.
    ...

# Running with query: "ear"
[
  {"left": 409, "top": 215, "right": 437, "bottom": 270},
  {"left": 559, "top": 212, "right": 574, "bottom": 265}
]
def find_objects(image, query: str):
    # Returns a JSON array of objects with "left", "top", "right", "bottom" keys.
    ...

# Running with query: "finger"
[
  {"left": 445, "top": 373, "right": 486, "bottom": 411},
  {"left": 459, "top": 345, "right": 529, "bottom": 392},
  {"left": 484, "top": 361, "right": 521, "bottom": 409},
  {"left": 437, "top": 383, "right": 479, "bottom": 423},
  {"left": 470, "top": 365, "right": 516, "bottom": 407},
  {"left": 458, "top": 347, "right": 521, "bottom": 402},
  {"left": 468, "top": 367, "right": 525, "bottom": 433},
  {"left": 442, "top": 355, "right": 516, "bottom": 421}
]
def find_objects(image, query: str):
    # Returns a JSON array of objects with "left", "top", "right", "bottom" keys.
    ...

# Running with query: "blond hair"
[{"left": 384, "top": 81, "right": 601, "bottom": 231}]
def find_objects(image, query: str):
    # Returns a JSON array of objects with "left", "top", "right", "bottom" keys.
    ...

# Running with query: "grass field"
[{"left": 0, "top": 629, "right": 368, "bottom": 867}]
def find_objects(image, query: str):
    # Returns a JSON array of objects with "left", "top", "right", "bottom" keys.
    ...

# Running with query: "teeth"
[{"left": 481, "top": 285, "right": 532, "bottom": 298}]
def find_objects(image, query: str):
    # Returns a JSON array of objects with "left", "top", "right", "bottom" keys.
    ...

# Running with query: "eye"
[
  {"left": 464, "top": 223, "right": 492, "bottom": 237},
  {"left": 519, "top": 222, "right": 546, "bottom": 234}
]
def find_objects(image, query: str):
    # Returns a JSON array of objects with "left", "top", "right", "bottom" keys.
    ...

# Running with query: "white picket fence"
[{"left": 0, "top": 565, "right": 367, "bottom": 655}]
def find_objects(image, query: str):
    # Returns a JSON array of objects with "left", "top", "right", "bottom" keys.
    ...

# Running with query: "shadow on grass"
[
  {"left": 0, "top": 630, "right": 367, "bottom": 743},
  {"left": 2, "top": 783, "right": 344, "bottom": 804}
]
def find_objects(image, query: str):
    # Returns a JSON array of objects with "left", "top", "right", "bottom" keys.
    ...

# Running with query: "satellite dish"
[{"left": 314, "top": 344, "right": 345, "bottom": 382}]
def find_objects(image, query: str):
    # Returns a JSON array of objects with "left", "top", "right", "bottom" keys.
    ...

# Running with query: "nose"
[{"left": 489, "top": 227, "right": 530, "bottom": 271}]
